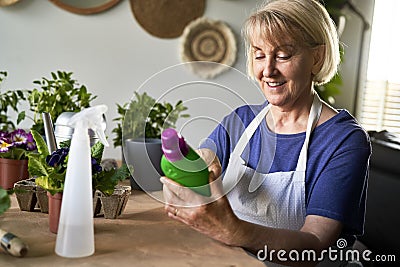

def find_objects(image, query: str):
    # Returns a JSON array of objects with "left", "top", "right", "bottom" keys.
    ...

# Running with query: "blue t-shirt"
[{"left": 200, "top": 103, "right": 371, "bottom": 240}]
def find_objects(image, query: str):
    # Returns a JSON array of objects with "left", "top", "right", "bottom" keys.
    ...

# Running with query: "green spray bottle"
[{"left": 160, "top": 128, "right": 211, "bottom": 197}]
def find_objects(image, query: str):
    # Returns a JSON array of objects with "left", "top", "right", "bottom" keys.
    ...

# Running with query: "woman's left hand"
[{"left": 160, "top": 172, "right": 243, "bottom": 246}]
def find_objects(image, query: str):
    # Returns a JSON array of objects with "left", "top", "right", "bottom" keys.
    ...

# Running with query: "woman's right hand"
[{"left": 196, "top": 148, "right": 222, "bottom": 179}]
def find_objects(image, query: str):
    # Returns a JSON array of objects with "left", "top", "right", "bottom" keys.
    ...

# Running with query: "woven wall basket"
[
  {"left": 180, "top": 17, "right": 237, "bottom": 79},
  {"left": 130, "top": 0, "right": 206, "bottom": 39},
  {"left": 0, "top": 0, "right": 19, "bottom": 7}
]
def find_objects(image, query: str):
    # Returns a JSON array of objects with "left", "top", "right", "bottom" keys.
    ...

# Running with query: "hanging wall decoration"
[
  {"left": 129, "top": 0, "right": 206, "bottom": 39},
  {"left": 0, "top": 0, "right": 19, "bottom": 7},
  {"left": 48, "top": 0, "right": 121, "bottom": 15},
  {"left": 180, "top": 17, "right": 237, "bottom": 79}
]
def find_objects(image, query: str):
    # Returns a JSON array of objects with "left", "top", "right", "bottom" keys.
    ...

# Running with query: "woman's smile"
[{"left": 265, "top": 81, "right": 286, "bottom": 88}]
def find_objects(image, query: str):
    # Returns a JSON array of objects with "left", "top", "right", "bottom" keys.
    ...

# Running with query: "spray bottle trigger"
[{"left": 95, "top": 128, "right": 109, "bottom": 147}]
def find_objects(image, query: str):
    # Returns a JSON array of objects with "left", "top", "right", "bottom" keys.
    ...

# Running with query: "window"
[{"left": 359, "top": 0, "right": 400, "bottom": 135}]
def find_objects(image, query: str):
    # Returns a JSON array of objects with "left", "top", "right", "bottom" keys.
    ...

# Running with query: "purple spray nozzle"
[{"left": 161, "top": 128, "right": 189, "bottom": 162}]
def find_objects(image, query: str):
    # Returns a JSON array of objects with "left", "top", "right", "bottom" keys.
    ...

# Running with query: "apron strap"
[
  {"left": 296, "top": 94, "right": 323, "bottom": 172},
  {"left": 231, "top": 93, "right": 322, "bottom": 171},
  {"left": 231, "top": 104, "right": 271, "bottom": 156},
  {"left": 223, "top": 104, "right": 270, "bottom": 192}
]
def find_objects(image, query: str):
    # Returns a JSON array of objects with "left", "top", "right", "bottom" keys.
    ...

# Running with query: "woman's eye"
[
  {"left": 254, "top": 52, "right": 265, "bottom": 60},
  {"left": 276, "top": 54, "right": 291, "bottom": 61}
]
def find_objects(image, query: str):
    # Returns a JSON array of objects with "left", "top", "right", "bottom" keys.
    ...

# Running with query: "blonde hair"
[{"left": 242, "top": 0, "right": 340, "bottom": 85}]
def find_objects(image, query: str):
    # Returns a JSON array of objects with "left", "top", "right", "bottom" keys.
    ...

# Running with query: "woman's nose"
[{"left": 262, "top": 57, "right": 277, "bottom": 77}]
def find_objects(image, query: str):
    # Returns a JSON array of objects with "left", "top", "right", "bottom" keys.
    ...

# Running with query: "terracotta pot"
[
  {"left": 0, "top": 158, "right": 29, "bottom": 190},
  {"left": 48, "top": 192, "right": 63, "bottom": 234}
]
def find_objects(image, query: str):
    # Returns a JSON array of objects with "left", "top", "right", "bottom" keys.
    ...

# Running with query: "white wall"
[{"left": 0, "top": 0, "right": 374, "bottom": 160}]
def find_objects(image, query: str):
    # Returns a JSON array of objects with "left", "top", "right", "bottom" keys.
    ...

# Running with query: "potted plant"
[
  {"left": 28, "top": 130, "right": 130, "bottom": 233},
  {"left": 0, "top": 71, "right": 38, "bottom": 211},
  {"left": 27, "top": 71, "right": 97, "bottom": 135},
  {"left": 0, "top": 71, "right": 27, "bottom": 131},
  {"left": 0, "top": 129, "right": 37, "bottom": 190},
  {"left": 0, "top": 129, "right": 38, "bottom": 212},
  {"left": 113, "top": 91, "right": 189, "bottom": 191},
  {"left": 0, "top": 71, "right": 37, "bottom": 190}
]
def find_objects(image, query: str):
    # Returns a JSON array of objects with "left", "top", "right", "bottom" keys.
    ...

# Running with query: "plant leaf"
[
  {"left": 30, "top": 129, "right": 49, "bottom": 157},
  {"left": 17, "top": 111, "right": 26, "bottom": 125},
  {"left": 91, "top": 141, "right": 104, "bottom": 163},
  {"left": 12, "top": 147, "right": 27, "bottom": 160},
  {"left": 28, "top": 155, "right": 48, "bottom": 177},
  {"left": 35, "top": 176, "right": 63, "bottom": 195},
  {"left": 92, "top": 165, "right": 130, "bottom": 196}
]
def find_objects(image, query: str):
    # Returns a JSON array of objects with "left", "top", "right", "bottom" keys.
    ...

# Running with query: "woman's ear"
[{"left": 311, "top": 45, "right": 326, "bottom": 75}]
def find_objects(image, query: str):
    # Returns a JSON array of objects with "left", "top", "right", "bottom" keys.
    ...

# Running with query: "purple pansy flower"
[
  {"left": 91, "top": 158, "right": 102, "bottom": 174},
  {"left": 25, "top": 132, "right": 36, "bottom": 151},
  {"left": 46, "top": 148, "right": 103, "bottom": 175},
  {"left": 46, "top": 147, "right": 69, "bottom": 167},
  {"left": 0, "top": 129, "right": 37, "bottom": 160},
  {"left": 0, "top": 131, "right": 8, "bottom": 139},
  {"left": 0, "top": 139, "right": 13, "bottom": 153},
  {"left": 10, "top": 129, "right": 28, "bottom": 146}
]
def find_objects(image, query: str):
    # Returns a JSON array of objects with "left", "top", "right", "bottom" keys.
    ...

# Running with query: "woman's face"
[{"left": 251, "top": 35, "right": 320, "bottom": 109}]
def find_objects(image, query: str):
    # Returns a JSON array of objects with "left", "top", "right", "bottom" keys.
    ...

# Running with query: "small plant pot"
[
  {"left": 14, "top": 178, "right": 37, "bottom": 212},
  {"left": 48, "top": 192, "right": 63, "bottom": 234},
  {"left": 0, "top": 158, "right": 29, "bottom": 190},
  {"left": 99, "top": 185, "right": 131, "bottom": 219},
  {"left": 93, "top": 190, "right": 103, "bottom": 217},
  {"left": 36, "top": 186, "right": 49, "bottom": 213}
]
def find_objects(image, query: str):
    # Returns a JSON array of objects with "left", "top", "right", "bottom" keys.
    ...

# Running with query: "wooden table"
[{"left": 0, "top": 190, "right": 265, "bottom": 267}]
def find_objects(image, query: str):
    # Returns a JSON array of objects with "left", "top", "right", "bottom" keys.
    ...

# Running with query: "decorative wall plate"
[
  {"left": 180, "top": 17, "right": 237, "bottom": 79},
  {"left": 0, "top": 0, "right": 19, "bottom": 7},
  {"left": 130, "top": 0, "right": 206, "bottom": 39},
  {"left": 49, "top": 0, "right": 120, "bottom": 15}
]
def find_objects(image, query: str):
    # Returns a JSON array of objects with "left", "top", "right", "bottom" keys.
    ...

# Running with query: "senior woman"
[{"left": 160, "top": 0, "right": 370, "bottom": 266}]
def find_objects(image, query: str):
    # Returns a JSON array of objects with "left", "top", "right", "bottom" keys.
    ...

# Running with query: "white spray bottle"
[{"left": 55, "top": 105, "right": 109, "bottom": 258}]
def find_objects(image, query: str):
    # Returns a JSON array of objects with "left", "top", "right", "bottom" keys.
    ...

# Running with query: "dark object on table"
[{"left": 357, "top": 130, "right": 400, "bottom": 266}]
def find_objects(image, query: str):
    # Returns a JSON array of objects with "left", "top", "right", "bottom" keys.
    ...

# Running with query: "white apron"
[
  {"left": 223, "top": 94, "right": 322, "bottom": 230},
  {"left": 222, "top": 95, "right": 360, "bottom": 266}
]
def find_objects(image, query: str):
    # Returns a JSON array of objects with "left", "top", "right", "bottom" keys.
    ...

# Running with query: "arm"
[
  {"left": 161, "top": 175, "right": 342, "bottom": 267},
  {"left": 161, "top": 149, "right": 343, "bottom": 267},
  {"left": 235, "top": 215, "right": 343, "bottom": 266}
]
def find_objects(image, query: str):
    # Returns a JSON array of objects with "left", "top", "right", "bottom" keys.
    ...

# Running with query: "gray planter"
[{"left": 124, "top": 138, "right": 164, "bottom": 191}]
